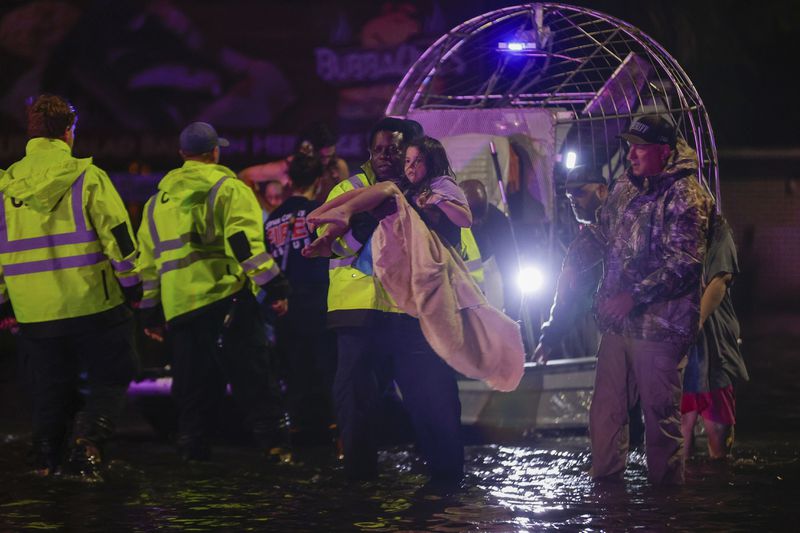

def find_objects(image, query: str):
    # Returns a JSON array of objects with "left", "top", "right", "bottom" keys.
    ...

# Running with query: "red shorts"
[{"left": 681, "top": 385, "right": 736, "bottom": 425}]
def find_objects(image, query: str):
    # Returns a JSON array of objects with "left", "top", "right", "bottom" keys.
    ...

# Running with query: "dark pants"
[
  {"left": 334, "top": 314, "right": 463, "bottom": 481},
  {"left": 275, "top": 285, "right": 337, "bottom": 433},
  {"left": 169, "top": 292, "right": 284, "bottom": 446},
  {"left": 19, "top": 318, "right": 138, "bottom": 447}
]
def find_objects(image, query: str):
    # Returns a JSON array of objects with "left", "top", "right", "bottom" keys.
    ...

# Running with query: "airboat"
[{"left": 385, "top": 3, "right": 720, "bottom": 433}]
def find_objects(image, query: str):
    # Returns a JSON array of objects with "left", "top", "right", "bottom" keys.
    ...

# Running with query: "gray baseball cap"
[{"left": 179, "top": 122, "right": 229, "bottom": 155}]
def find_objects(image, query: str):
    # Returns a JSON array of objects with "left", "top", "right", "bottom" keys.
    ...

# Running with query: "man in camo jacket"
[{"left": 590, "top": 115, "right": 714, "bottom": 485}]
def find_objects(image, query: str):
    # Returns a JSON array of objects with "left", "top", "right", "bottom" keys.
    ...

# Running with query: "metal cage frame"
[{"left": 387, "top": 2, "right": 720, "bottom": 209}]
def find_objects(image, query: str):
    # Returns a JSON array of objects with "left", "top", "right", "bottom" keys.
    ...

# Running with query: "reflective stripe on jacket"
[
  {"left": 0, "top": 138, "right": 139, "bottom": 323},
  {"left": 137, "top": 160, "right": 280, "bottom": 321}
]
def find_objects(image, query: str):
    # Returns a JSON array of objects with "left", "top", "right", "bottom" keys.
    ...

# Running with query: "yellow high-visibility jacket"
[
  {"left": 137, "top": 160, "right": 281, "bottom": 322},
  {"left": 0, "top": 138, "right": 139, "bottom": 324},
  {"left": 325, "top": 163, "right": 483, "bottom": 328}
]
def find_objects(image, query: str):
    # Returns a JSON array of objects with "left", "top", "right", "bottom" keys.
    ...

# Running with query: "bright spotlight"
[
  {"left": 517, "top": 265, "right": 546, "bottom": 294},
  {"left": 565, "top": 151, "right": 577, "bottom": 169}
]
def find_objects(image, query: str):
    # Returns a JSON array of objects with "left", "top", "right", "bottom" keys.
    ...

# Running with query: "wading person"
[
  {"left": 314, "top": 119, "right": 467, "bottom": 487},
  {"left": 534, "top": 166, "right": 645, "bottom": 447},
  {"left": 264, "top": 153, "right": 337, "bottom": 440},
  {"left": 137, "top": 122, "right": 290, "bottom": 461},
  {"left": 681, "top": 214, "right": 748, "bottom": 460},
  {"left": 0, "top": 94, "right": 140, "bottom": 479},
  {"left": 534, "top": 166, "right": 608, "bottom": 364},
  {"left": 591, "top": 115, "right": 713, "bottom": 485}
]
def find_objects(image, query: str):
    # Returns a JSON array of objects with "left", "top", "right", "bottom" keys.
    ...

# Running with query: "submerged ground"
[{"left": 0, "top": 323, "right": 797, "bottom": 531}]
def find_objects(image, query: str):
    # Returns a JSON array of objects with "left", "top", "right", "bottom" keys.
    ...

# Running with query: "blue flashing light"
[{"left": 498, "top": 41, "right": 537, "bottom": 52}]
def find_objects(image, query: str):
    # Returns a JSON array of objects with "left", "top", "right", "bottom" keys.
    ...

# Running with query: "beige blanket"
[{"left": 372, "top": 196, "right": 525, "bottom": 392}]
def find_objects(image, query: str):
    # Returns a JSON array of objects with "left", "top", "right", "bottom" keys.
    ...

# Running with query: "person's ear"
[
  {"left": 660, "top": 144, "right": 671, "bottom": 162},
  {"left": 598, "top": 184, "right": 609, "bottom": 201},
  {"left": 63, "top": 126, "right": 74, "bottom": 147}
]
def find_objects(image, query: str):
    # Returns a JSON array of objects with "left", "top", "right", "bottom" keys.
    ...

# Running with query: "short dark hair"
[
  {"left": 406, "top": 135, "right": 454, "bottom": 181},
  {"left": 367, "top": 117, "right": 423, "bottom": 149},
  {"left": 27, "top": 94, "right": 77, "bottom": 139},
  {"left": 289, "top": 153, "right": 324, "bottom": 190}
]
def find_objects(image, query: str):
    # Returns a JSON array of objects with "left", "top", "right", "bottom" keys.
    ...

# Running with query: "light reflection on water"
[{"left": 0, "top": 431, "right": 796, "bottom": 532}]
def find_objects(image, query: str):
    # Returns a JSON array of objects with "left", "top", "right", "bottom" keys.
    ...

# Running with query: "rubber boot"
[
  {"left": 254, "top": 413, "right": 292, "bottom": 464},
  {"left": 63, "top": 414, "right": 114, "bottom": 481}
]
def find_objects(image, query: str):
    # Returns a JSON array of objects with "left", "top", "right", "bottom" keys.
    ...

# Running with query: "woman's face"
[{"left": 404, "top": 146, "right": 427, "bottom": 185}]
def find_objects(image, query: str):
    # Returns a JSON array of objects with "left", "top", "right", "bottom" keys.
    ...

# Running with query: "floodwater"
[{"left": 1, "top": 331, "right": 798, "bottom": 532}]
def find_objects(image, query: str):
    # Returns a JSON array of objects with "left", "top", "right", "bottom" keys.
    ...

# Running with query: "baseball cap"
[
  {"left": 618, "top": 115, "right": 676, "bottom": 146},
  {"left": 179, "top": 122, "right": 229, "bottom": 155},
  {"left": 565, "top": 165, "right": 607, "bottom": 189}
]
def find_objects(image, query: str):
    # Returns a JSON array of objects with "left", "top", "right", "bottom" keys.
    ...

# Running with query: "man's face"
[
  {"left": 566, "top": 184, "right": 605, "bottom": 224},
  {"left": 626, "top": 142, "right": 670, "bottom": 177},
  {"left": 369, "top": 130, "right": 404, "bottom": 181}
]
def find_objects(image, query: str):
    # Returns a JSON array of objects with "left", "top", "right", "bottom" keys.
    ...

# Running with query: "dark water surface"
[{"left": 1, "top": 332, "right": 798, "bottom": 532}]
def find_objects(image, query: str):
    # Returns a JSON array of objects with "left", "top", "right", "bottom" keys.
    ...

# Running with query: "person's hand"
[
  {"left": 271, "top": 298, "right": 289, "bottom": 317},
  {"left": 0, "top": 316, "right": 19, "bottom": 335},
  {"left": 533, "top": 342, "right": 551, "bottom": 365},
  {"left": 415, "top": 189, "right": 432, "bottom": 208},
  {"left": 302, "top": 234, "right": 335, "bottom": 258},
  {"left": 599, "top": 292, "right": 635, "bottom": 324},
  {"left": 144, "top": 326, "right": 165, "bottom": 343}
]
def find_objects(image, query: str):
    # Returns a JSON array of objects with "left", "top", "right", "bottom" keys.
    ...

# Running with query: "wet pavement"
[{"left": 1, "top": 327, "right": 798, "bottom": 532}]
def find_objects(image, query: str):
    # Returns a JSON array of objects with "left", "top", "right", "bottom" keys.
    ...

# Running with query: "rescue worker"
[
  {"left": 323, "top": 117, "right": 481, "bottom": 488},
  {"left": 0, "top": 94, "right": 140, "bottom": 479},
  {"left": 136, "top": 122, "right": 290, "bottom": 461}
]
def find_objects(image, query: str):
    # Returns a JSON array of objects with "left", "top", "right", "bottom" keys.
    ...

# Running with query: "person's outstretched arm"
[
  {"left": 307, "top": 181, "right": 402, "bottom": 230},
  {"left": 302, "top": 181, "right": 402, "bottom": 258}
]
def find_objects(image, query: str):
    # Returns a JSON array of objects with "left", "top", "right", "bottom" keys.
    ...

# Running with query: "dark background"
[{"left": 1, "top": 0, "right": 798, "bottom": 171}]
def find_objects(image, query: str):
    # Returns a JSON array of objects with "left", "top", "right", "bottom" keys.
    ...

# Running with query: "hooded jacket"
[
  {"left": 137, "top": 160, "right": 283, "bottom": 322},
  {"left": 0, "top": 138, "right": 139, "bottom": 333},
  {"left": 596, "top": 139, "right": 715, "bottom": 346}
]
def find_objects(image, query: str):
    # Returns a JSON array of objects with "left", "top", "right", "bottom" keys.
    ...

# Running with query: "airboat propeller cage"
[{"left": 387, "top": 3, "right": 720, "bottom": 216}]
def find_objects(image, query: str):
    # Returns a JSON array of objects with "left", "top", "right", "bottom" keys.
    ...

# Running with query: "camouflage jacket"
[{"left": 596, "top": 139, "right": 714, "bottom": 347}]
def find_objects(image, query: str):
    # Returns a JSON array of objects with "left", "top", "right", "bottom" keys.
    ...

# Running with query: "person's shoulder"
[
  {"left": 666, "top": 174, "right": 713, "bottom": 210},
  {"left": 329, "top": 172, "right": 367, "bottom": 198},
  {"left": 80, "top": 162, "right": 115, "bottom": 189},
  {"left": 429, "top": 174, "right": 454, "bottom": 187}
]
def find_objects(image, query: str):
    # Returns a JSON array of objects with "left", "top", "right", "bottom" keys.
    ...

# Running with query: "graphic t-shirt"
[{"left": 264, "top": 196, "right": 329, "bottom": 287}]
